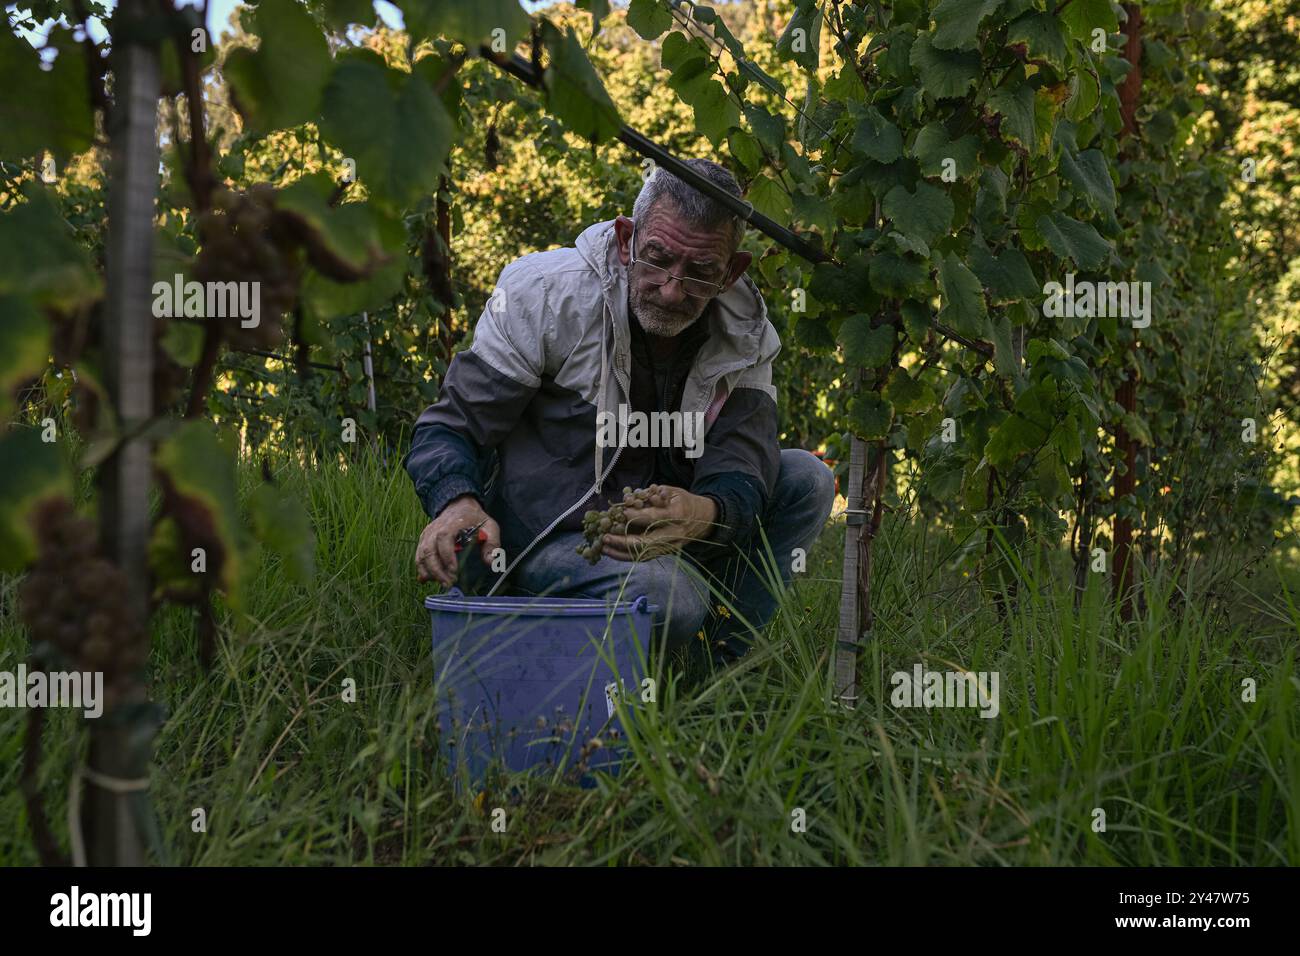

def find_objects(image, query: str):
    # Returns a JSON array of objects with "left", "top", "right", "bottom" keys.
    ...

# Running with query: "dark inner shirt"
[{"left": 623, "top": 306, "right": 711, "bottom": 491}]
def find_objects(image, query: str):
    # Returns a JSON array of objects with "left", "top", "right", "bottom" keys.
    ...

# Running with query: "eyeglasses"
[{"left": 628, "top": 222, "right": 727, "bottom": 300}]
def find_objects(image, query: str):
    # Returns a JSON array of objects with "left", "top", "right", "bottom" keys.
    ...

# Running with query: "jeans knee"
[
  {"left": 622, "top": 558, "right": 709, "bottom": 648},
  {"left": 776, "top": 448, "right": 836, "bottom": 522}
]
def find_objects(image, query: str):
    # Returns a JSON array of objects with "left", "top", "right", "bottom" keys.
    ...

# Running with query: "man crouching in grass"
[{"left": 404, "top": 159, "right": 834, "bottom": 663}]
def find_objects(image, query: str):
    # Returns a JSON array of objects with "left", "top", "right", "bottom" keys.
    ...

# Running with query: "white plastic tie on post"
[{"left": 69, "top": 767, "right": 150, "bottom": 867}]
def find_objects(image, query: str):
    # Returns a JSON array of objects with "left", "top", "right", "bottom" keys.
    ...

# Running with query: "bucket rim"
[{"left": 424, "top": 589, "right": 657, "bottom": 616}]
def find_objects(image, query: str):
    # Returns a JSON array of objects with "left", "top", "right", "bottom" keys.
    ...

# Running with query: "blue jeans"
[{"left": 470, "top": 450, "right": 836, "bottom": 662}]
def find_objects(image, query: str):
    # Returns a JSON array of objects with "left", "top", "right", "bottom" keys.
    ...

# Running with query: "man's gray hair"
[{"left": 632, "top": 158, "right": 746, "bottom": 253}]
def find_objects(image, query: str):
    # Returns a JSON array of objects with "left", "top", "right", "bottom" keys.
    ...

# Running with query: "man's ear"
[
  {"left": 723, "top": 250, "right": 753, "bottom": 289},
  {"left": 614, "top": 215, "right": 634, "bottom": 266}
]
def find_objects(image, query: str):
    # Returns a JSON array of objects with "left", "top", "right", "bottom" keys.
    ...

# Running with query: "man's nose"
[{"left": 656, "top": 277, "right": 689, "bottom": 305}]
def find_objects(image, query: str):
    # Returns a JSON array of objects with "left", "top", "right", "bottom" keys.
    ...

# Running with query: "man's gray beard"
[{"left": 629, "top": 288, "right": 700, "bottom": 338}]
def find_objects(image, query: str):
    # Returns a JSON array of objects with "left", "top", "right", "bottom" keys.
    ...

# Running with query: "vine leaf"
[
  {"left": 776, "top": 0, "right": 822, "bottom": 72},
  {"left": 810, "top": 255, "right": 877, "bottom": 311},
  {"left": 318, "top": 0, "right": 378, "bottom": 33},
  {"left": 838, "top": 315, "right": 895, "bottom": 368},
  {"left": 0, "top": 296, "right": 49, "bottom": 420},
  {"left": 1036, "top": 452, "right": 1073, "bottom": 503},
  {"left": 877, "top": 27, "right": 917, "bottom": 82},
  {"left": 869, "top": 252, "right": 930, "bottom": 299},
  {"left": 884, "top": 182, "right": 954, "bottom": 246},
  {"left": 792, "top": 188, "right": 836, "bottom": 237},
  {"left": 936, "top": 252, "right": 990, "bottom": 340},
  {"left": 931, "top": 0, "right": 1003, "bottom": 52},
  {"left": 728, "top": 129, "right": 762, "bottom": 173},
  {"left": 974, "top": 166, "right": 1010, "bottom": 233},
  {"left": 319, "top": 52, "right": 455, "bottom": 209},
  {"left": 1036, "top": 212, "right": 1112, "bottom": 270},
  {"left": 399, "top": 0, "right": 532, "bottom": 48},
  {"left": 1121, "top": 411, "right": 1154, "bottom": 447},
  {"left": 541, "top": 22, "right": 623, "bottom": 143},
  {"left": 160, "top": 321, "right": 205, "bottom": 369},
  {"left": 276, "top": 173, "right": 398, "bottom": 277},
  {"left": 149, "top": 516, "right": 205, "bottom": 603},
  {"left": 664, "top": 28, "right": 753, "bottom": 146},
  {"left": 910, "top": 31, "right": 981, "bottom": 99},
  {"left": 913, "top": 122, "right": 980, "bottom": 179},
  {"left": 884, "top": 368, "right": 938, "bottom": 413},
  {"left": 794, "top": 316, "right": 837, "bottom": 351},
  {"left": 1061, "top": 0, "right": 1119, "bottom": 42},
  {"left": 744, "top": 104, "right": 786, "bottom": 152},
  {"left": 0, "top": 27, "right": 93, "bottom": 164},
  {"left": 627, "top": 0, "right": 674, "bottom": 39},
  {"left": 225, "top": 0, "right": 334, "bottom": 137},
  {"left": 688, "top": 77, "right": 740, "bottom": 147},
  {"left": 0, "top": 183, "right": 101, "bottom": 309},
  {"left": 989, "top": 312, "right": 1022, "bottom": 384},
  {"left": 154, "top": 422, "right": 247, "bottom": 609},
  {"left": 987, "top": 83, "right": 1037, "bottom": 152},
  {"left": 1006, "top": 11, "right": 1068, "bottom": 70},
  {"left": 1060, "top": 148, "right": 1117, "bottom": 218},
  {"left": 661, "top": 29, "right": 709, "bottom": 72},
  {"left": 902, "top": 300, "right": 933, "bottom": 342},
  {"left": 249, "top": 484, "right": 316, "bottom": 586},
  {"left": 1065, "top": 68, "right": 1102, "bottom": 122},
  {"left": 302, "top": 212, "right": 407, "bottom": 320},
  {"left": 1052, "top": 414, "right": 1084, "bottom": 464},
  {"left": 0, "top": 430, "right": 71, "bottom": 573},
  {"left": 984, "top": 412, "right": 1048, "bottom": 470},
  {"left": 747, "top": 174, "right": 793, "bottom": 224},
  {"left": 849, "top": 392, "right": 894, "bottom": 441},
  {"left": 851, "top": 105, "right": 903, "bottom": 163},
  {"left": 969, "top": 241, "right": 1039, "bottom": 304}
]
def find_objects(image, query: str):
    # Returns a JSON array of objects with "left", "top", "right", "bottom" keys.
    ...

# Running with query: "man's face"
[{"left": 615, "top": 206, "right": 752, "bottom": 338}]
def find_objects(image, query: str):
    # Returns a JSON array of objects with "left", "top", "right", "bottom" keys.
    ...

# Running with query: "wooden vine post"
[
  {"left": 833, "top": 435, "right": 866, "bottom": 705},
  {"left": 87, "top": 0, "right": 160, "bottom": 866},
  {"left": 1112, "top": 3, "right": 1143, "bottom": 620}
]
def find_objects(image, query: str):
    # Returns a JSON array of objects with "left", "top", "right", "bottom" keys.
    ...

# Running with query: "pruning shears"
[
  {"left": 453, "top": 517, "right": 490, "bottom": 592},
  {"left": 454, "top": 517, "right": 490, "bottom": 553}
]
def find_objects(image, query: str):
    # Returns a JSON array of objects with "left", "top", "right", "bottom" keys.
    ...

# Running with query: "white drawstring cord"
[{"left": 485, "top": 303, "right": 622, "bottom": 597}]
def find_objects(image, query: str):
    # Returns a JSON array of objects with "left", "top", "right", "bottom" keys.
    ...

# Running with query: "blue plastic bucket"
[{"left": 426, "top": 588, "right": 659, "bottom": 780}]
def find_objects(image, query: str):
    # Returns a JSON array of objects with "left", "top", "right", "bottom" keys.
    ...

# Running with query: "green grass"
[{"left": 2, "top": 453, "right": 1297, "bottom": 866}]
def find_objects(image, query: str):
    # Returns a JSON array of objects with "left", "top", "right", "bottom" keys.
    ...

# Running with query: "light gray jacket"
[{"left": 404, "top": 218, "right": 783, "bottom": 563}]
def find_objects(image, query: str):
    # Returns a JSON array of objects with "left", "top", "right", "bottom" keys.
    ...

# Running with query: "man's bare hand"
[
  {"left": 600, "top": 484, "right": 717, "bottom": 562},
  {"left": 415, "top": 495, "right": 502, "bottom": 587}
]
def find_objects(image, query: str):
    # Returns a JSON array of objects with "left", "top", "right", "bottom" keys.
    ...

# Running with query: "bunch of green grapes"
[
  {"left": 576, "top": 486, "right": 666, "bottom": 564},
  {"left": 18, "top": 499, "right": 147, "bottom": 714},
  {"left": 193, "top": 185, "right": 300, "bottom": 349}
]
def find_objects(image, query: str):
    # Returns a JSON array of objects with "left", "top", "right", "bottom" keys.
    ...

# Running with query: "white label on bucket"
[{"left": 605, "top": 681, "right": 618, "bottom": 719}]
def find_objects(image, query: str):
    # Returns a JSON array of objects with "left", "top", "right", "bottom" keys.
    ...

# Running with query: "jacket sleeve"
[
  {"left": 404, "top": 259, "right": 551, "bottom": 520},
  {"left": 688, "top": 322, "right": 782, "bottom": 553}
]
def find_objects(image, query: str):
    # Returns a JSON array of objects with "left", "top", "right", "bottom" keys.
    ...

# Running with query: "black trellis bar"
[{"left": 479, "top": 47, "right": 836, "bottom": 267}]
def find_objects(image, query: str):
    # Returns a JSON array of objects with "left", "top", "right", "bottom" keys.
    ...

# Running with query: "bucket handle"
[{"left": 433, "top": 588, "right": 653, "bottom": 614}]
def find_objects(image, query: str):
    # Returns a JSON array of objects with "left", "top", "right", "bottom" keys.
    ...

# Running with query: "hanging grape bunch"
[
  {"left": 576, "top": 486, "right": 668, "bottom": 563},
  {"left": 18, "top": 499, "right": 148, "bottom": 714},
  {"left": 193, "top": 185, "right": 301, "bottom": 350}
]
